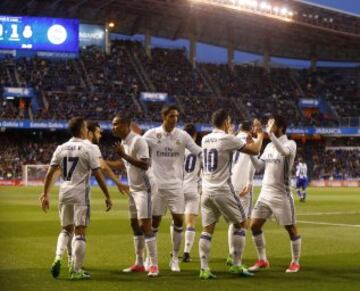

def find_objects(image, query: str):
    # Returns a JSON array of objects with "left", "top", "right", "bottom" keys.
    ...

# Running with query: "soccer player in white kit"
[
  {"left": 40, "top": 117, "right": 112, "bottom": 280},
  {"left": 86, "top": 121, "right": 129, "bottom": 195},
  {"left": 295, "top": 157, "right": 308, "bottom": 202},
  {"left": 143, "top": 105, "right": 202, "bottom": 272},
  {"left": 249, "top": 115, "right": 302, "bottom": 273},
  {"left": 182, "top": 123, "right": 202, "bottom": 263},
  {"left": 61, "top": 121, "right": 130, "bottom": 272},
  {"left": 199, "top": 109, "right": 264, "bottom": 280},
  {"left": 112, "top": 114, "right": 159, "bottom": 278},
  {"left": 226, "top": 120, "right": 256, "bottom": 266}
]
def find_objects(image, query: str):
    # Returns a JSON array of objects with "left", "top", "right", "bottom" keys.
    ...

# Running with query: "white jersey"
[
  {"left": 201, "top": 129, "right": 245, "bottom": 193},
  {"left": 183, "top": 149, "right": 202, "bottom": 193},
  {"left": 258, "top": 135, "right": 297, "bottom": 203},
  {"left": 296, "top": 162, "right": 308, "bottom": 179},
  {"left": 122, "top": 131, "right": 151, "bottom": 192},
  {"left": 83, "top": 139, "right": 102, "bottom": 161},
  {"left": 50, "top": 137, "right": 100, "bottom": 205},
  {"left": 231, "top": 132, "right": 255, "bottom": 192},
  {"left": 143, "top": 126, "right": 201, "bottom": 189}
]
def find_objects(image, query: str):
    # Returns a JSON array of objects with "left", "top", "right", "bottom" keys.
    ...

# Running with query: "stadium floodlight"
[
  {"left": 189, "top": 0, "right": 293, "bottom": 22},
  {"left": 249, "top": 0, "right": 258, "bottom": 9},
  {"left": 238, "top": 0, "right": 247, "bottom": 6},
  {"left": 280, "top": 7, "right": 288, "bottom": 16},
  {"left": 260, "top": 2, "right": 267, "bottom": 10}
]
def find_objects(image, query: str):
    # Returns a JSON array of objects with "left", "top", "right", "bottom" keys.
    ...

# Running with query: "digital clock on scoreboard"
[{"left": 0, "top": 15, "right": 79, "bottom": 52}]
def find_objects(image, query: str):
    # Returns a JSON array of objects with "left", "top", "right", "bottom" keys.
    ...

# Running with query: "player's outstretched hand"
[
  {"left": 114, "top": 142, "right": 125, "bottom": 157},
  {"left": 239, "top": 184, "right": 252, "bottom": 197},
  {"left": 267, "top": 118, "right": 276, "bottom": 134},
  {"left": 105, "top": 198, "right": 112, "bottom": 212},
  {"left": 39, "top": 193, "right": 49, "bottom": 212},
  {"left": 117, "top": 182, "right": 130, "bottom": 196},
  {"left": 252, "top": 119, "right": 263, "bottom": 134}
]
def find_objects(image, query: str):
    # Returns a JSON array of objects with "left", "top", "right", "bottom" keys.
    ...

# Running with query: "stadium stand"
[{"left": 1, "top": 42, "right": 358, "bottom": 126}]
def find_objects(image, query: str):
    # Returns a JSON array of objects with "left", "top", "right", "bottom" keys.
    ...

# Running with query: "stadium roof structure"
[{"left": 1, "top": 0, "right": 360, "bottom": 62}]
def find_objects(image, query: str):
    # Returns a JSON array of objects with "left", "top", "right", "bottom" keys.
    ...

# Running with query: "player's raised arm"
[
  {"left": 249, "top": 155, "right": 265, "bottom": 171},
  {"left": 114, "top": 142, "right": 150, "bottom": 171},
  {"left": 267, "top": 118, "right": 295, "bottom": 157},
  {"left": 93, "top": 168, "right": 112, "bottom": 211},
  {"left": 239, "top": 119, "right": 264, "bottom": 156}
]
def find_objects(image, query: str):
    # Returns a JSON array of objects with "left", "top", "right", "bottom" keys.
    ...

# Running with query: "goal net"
[{"left": 22, "top": 164, "right": 50, "bottom": 186}]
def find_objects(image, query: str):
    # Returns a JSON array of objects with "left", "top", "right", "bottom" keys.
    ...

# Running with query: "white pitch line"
[
  {"left": 297, "top": 211, "right": 360, "bottom": 216},
  {"left": 297, "top": 220, "right": 360, "bottom": 228}
]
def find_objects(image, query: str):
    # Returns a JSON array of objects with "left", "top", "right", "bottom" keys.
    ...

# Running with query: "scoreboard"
[{"left": 0, "top": 15, "right": 79, "bottom": 53}]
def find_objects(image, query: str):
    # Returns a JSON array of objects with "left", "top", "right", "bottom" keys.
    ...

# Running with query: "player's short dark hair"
[
  {"left": 114, "top": 113, "right": 131, "bottom": 126},
  {"left": 212, "top": 109, "right": 229, "bottom": 128},
  {"left": 68, "top": 117, "right": 85, "bottom": 137},
  {"left": 272, "top": 115, "right": 288, "bottom": 133},
  {"left": 87, "top": 121, "right": 100, "bottom": 133},
  {"left": 184, "top": 123, "right": 197, "bottom": 137},
  {"left": 239, "top": 120, "right": 252, "bottom": 132},
  {"left": 161, "top": 104, "right": 180, "bottom": 117}
]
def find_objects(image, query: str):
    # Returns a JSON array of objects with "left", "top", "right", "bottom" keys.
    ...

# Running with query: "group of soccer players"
[{"left": 40, "top": 104, "right": 302, "bottom": 280}]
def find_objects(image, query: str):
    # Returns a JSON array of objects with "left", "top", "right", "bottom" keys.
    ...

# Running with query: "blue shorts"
[{"left": 296, "top": 178, "right": 308, "bottom": 190}]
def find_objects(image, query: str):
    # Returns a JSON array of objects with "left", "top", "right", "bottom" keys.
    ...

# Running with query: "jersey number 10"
[{"left": 203, "top": 149, "right": 218, "bottom": 172}]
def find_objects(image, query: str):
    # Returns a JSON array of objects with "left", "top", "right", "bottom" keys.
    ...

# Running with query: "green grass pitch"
[{"left": 0, "top": 186, "right": 360, "bottom": 291}]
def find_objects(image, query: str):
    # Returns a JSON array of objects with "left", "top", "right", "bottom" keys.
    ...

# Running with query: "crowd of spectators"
[
  {"left": 1, "top": 131, "right": 358, "bottom": 181},
  {"left": 298, "top": 67, "right": 359, "bottom": 124},
  {"left": 311, "top": 148, "right": 360, "bottom": 180},
  {"left": 0, "top": 41, "right": 358, "bottom": 126}
]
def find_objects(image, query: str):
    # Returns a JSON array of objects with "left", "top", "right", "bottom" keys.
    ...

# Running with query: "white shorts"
[
  {"left": 239, "top": 191, "right": 253, "bottom": 219},
  {"left": 128, "top": 190, "right": 152, "bottom": 220},
  {"left": 201, "top": 189, "right": 247, "bottom": 227},
  {"left": 58, "top": 203, "right": 90, "bottom": 227},
  {"left": 184, "top": 191, "right": 200, "bottom": 215},
  {"left": 152, "top": 188, "right": 184, "bottom": 216},
  {"left": 251, "top": 194, "right": 296, "bottom": 225}
]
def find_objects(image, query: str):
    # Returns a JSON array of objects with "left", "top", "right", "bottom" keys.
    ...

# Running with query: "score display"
[{"left": 0, "top": 15, "right": 79, "bottom": 52}]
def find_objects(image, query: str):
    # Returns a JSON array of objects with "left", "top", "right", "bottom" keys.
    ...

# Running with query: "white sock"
[
  {"left": 199, "top": 232, "right": 212, "bottom": 271},
  {"left": 152, "top": 227, "right": 159, "bottom": 238},
  {"left": 227, "top": 224, "right": 234, "bottom": 256},
  {"left": 170, "top": 223, "right": 174, "bottom": 249},
  {"left": 134, "top": 235, "right": 145, "bottom": 266},
  {"left": 184, "top": 227, "right": 196, "bottom": 254},
  {"left": 67, "top": 232, "right": 73, "bottom": 261},
  {"left": 291, "top": 236, "right": 302, "bottom": 264},
  {"left": 252, "top": 231, "right": 267, "bottom": 261},
  {"left": 145, "top": 234, "right": 158, "bottom": 266},
  {"left": 55, "top": 229, "right": 71, "bottom": 259},
  {"left": 171, "top": 225, "right": 183, "bottom": 258},
  {"left": 73, "top": 235, "right": 86, "bottom": 272},
  {"left": 231, "top": 228, "right": 246, "bottom": 266}
]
